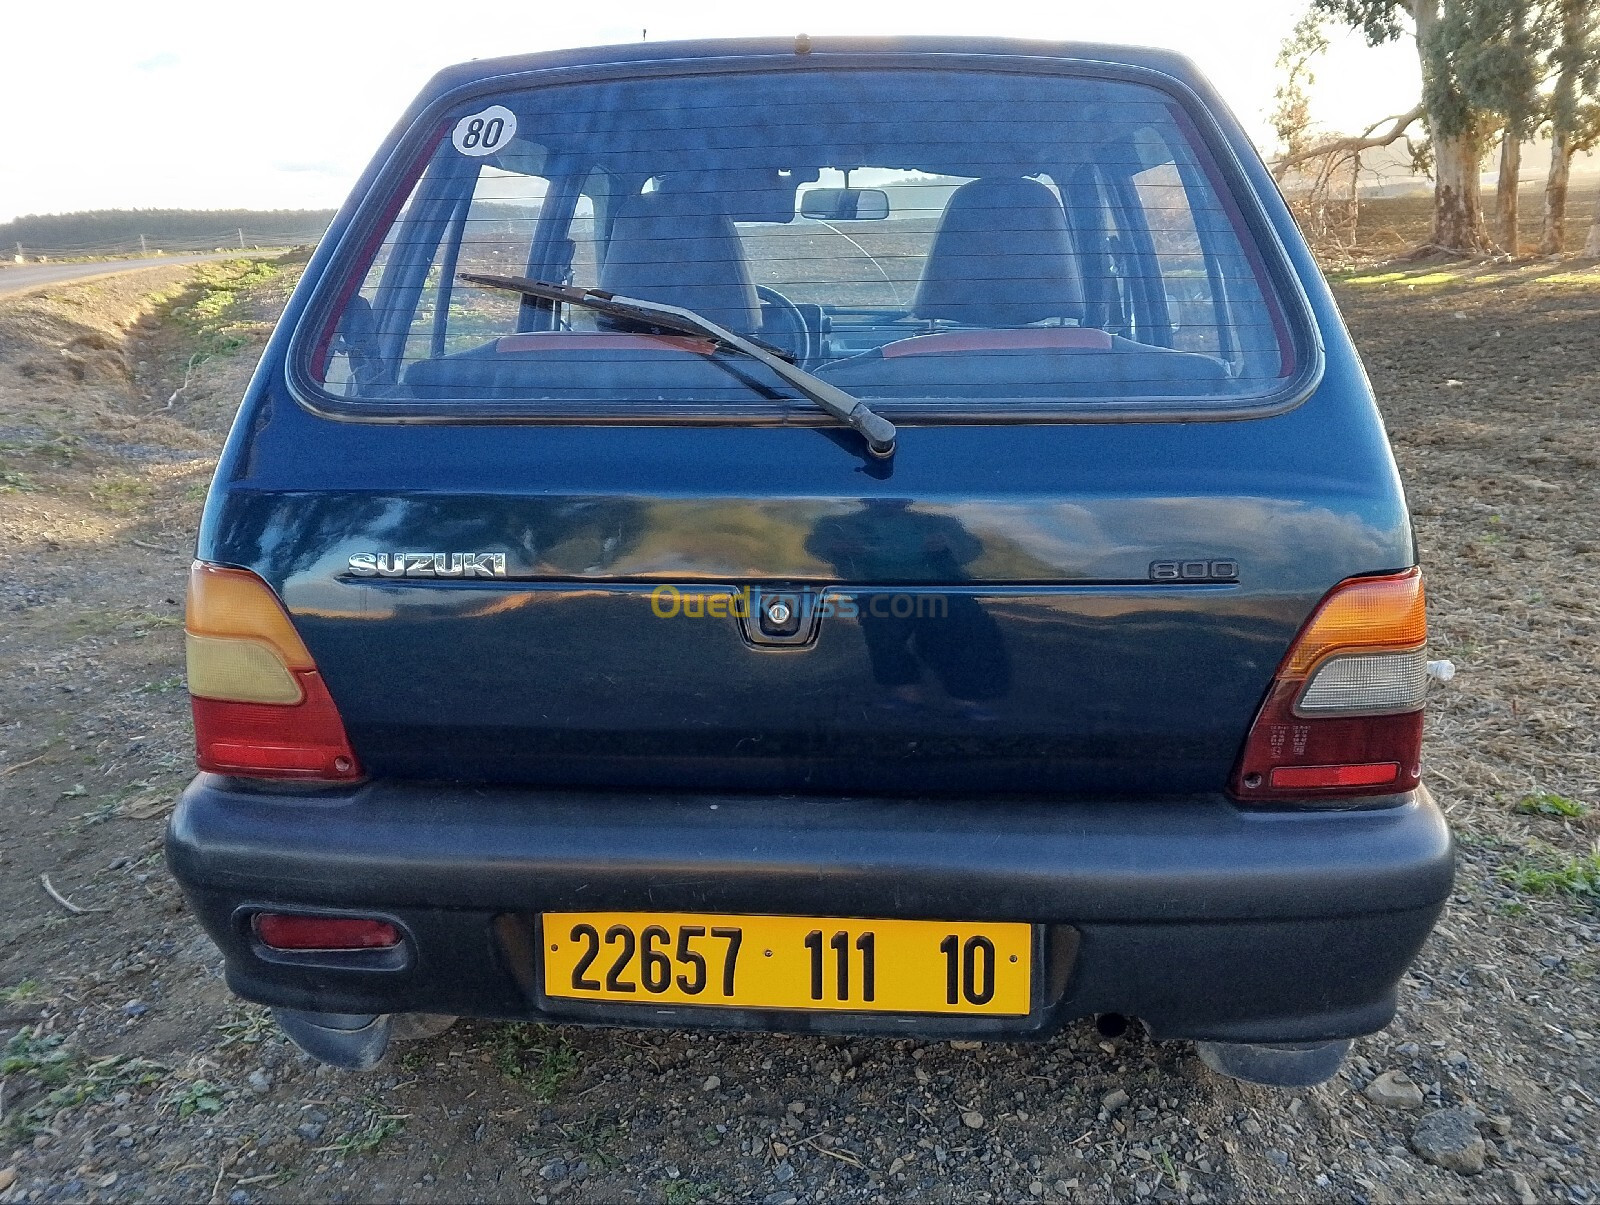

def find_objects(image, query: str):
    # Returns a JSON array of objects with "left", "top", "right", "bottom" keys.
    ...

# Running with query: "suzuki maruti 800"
[{"left": 167, "top": 37, "right": 1453, "bottom": 1086}]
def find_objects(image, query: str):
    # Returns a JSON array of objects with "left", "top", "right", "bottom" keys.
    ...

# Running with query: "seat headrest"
[
  {"left": 912, "top": 177, "right": 1085, "bottom": 327},
  {"left": 599, "top": 190, "right": 761, "bottom": 335}
]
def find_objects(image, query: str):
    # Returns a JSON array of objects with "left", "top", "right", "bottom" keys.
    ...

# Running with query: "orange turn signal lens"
[
  {"left": 1280, "top": 569, "right": 1425, "bottom": 678},
  {"left": 186, "top": 564, "right": 316, "bottom": 671}
]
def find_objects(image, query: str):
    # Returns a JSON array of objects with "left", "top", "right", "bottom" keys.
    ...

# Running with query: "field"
[
  {"left": 1317, "top": 185, "right": 1600, "bottom": 263},
  {"left": 0, "top": 255, "right": 1596, "bottom": 1204}
]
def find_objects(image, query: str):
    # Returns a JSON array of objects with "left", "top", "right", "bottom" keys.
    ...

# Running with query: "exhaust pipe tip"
[{"left": 1094, "top": 1012, "right": 1130, "bottom": 1039}]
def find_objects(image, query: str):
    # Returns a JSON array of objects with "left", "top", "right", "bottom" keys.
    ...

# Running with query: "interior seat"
[
  {"left": 817, "top": 176, "right": 1228, "bottom": 397},
  {"left": 598, "top": 188, "right": 761, "bottom": 335},
  {"left": 404, "top": 187, "right": 762, "bottom": 399},
  {"left": 912, "top": 177, "right": 1086, "bottom": 327}
]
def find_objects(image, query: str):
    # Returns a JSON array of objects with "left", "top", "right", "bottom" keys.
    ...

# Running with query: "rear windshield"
[{"left": 302, "top": 66, "right": 1307, "bottom": 418}]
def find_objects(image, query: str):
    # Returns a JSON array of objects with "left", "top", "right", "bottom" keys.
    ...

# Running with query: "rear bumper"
[{"left": 166, "top": 777, "right": 1453, "bottom": 1044}]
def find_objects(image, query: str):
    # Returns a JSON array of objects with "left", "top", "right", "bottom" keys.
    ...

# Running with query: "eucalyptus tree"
[
  {"left": 1449, "top": 0, "right": 1549, "bottom": 252},
  {"left": 1538, "top": 0, "right": 1600, "bottom": 252},
  {"left": 1314, "top": 0, "right": 1553, "bottom": 252}
]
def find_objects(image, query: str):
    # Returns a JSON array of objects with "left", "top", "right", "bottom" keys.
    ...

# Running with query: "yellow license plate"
[{"left": 542, "top": 912, "right": 1031, "bottom": 1015}]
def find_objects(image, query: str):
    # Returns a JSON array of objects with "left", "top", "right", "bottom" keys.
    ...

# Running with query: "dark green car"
[{"left": 167, "top": 36, "right": 1452, "bottom": 1087}]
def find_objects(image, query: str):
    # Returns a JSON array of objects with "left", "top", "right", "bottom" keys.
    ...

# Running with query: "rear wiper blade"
[{"left": 460, "top": 272, "right": 896, "bottom": 459}]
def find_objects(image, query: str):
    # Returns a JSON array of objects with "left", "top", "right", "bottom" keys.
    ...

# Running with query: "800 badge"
[{"left": 1149, "top": 559, "right": 1239, "bottom": 583}]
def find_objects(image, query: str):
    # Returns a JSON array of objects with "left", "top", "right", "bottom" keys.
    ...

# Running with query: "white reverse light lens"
[
  {"left": 1296, "top": 649, "right": 1427, "bottom": 716},
  {"left": 185, "top": 634, "right": 305, "bottom": 705}
]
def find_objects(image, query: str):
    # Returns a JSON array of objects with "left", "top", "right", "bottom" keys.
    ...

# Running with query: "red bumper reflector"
[
  {"left": 255, "top": 913, "right": 400, "bottom": 951},
  {"left": 1268, "top": 762, "right": 1400, "bottom": 791}
]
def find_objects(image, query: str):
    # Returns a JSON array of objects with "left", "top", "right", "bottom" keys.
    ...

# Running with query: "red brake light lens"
[{"left": 255, "top": 913, "right": 399, "bottom": 951}]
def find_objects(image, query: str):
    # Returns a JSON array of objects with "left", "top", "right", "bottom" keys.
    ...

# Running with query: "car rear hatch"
[
  {"left": 197, "top": 47, "right": 1414, "bottom": 799},
  {"left": 210, "top": 390, "right": 1411, "bottom": 798}
]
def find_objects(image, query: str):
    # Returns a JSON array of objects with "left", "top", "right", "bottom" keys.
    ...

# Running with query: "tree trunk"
[
  {"left": 1541, "top": 0, "right": 1585, "bottom": 255},
  {"left": 1433, "top": 131, "right": 1491, "bottom": 251},
  {"left": 1541, "top": 129, "right": 1572, "bottom": 254},
  {"left": 1412, "top": 0, "right": 1492, "bottom": 253},
  {"left": 1497, "top": 130, "right": 1521, "bottom": 253}
]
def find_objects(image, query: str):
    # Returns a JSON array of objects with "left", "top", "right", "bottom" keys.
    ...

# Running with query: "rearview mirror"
[{"left": 799, "top": 188, "right": 890, "bottom": 221}]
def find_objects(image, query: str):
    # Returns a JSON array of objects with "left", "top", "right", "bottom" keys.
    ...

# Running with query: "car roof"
[{"left": 419, "top": 36, "right": 1205, "bottom": 100}]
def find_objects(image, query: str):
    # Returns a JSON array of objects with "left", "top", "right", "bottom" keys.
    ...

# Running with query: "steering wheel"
[{"left": 756, "top": 286, "right": 814, "bottom": 368}]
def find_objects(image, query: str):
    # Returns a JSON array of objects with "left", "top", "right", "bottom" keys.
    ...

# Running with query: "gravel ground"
[{"left": 0, "top": 258, "right": 1595, "bottom": 1205}]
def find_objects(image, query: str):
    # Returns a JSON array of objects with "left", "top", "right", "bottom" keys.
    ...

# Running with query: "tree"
[
  {"left": 1271, "top": 107, "right": 1427, "bottom": 181},
  {"left": 1269, "top": 8, "right": 1431, "bottom": 249},
  {"left": 1539, "top": 0, "right": 1600, "bottom": 252},
  {"left": 1449, "top": 0, "right": 1549, "bottom": 252},
  {"left": 1271, "top": 12, "right": 1360, "bottom": 246},
  {"left": 1314, "top": 0, "right": 1534, "bottom": 251},
  {"left": 1271, "top": 11, "right": 1331, "bottom": 171}
]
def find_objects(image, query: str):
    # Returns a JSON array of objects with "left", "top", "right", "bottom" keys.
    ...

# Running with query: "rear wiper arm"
[{"left": 461, "top": 272, "right": 896, "bottom": 459}]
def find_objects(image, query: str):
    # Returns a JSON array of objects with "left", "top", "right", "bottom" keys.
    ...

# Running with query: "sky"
[{"left": 0, "top": 0, "right": 1425, "bottom": 224}]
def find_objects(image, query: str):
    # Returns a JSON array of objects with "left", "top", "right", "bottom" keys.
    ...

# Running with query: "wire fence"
[{"left": 7, "top": 227, "right": 331, "bottom": 261}]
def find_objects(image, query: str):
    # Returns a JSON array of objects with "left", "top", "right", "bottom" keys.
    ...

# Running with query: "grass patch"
[
  {"left": 2, "top": 1028, "right": 73, "bottom": 1082},
  {"left": 0, "top": 436, "right": 81, "bottom": 468},
  {"left": 216, "top": 1005, "right": 275, "bottom": 1049},
  {"left": 490, "top": 1024, "right": 580, "bottom": 1100},
  {"left": 166, "top": 258, "right": 281, "bottom": 358},
  {"left": 1515, "top": 793, "right": 1588, "bottom": 819},
  {"left": 169, "top": 1079, "right": 225, "bottom": 1119},
  {"left": 67, "top": 798, "right": 121, "bottom": 831},
  {"left": 68, "top": 606, "right": 182, "bottom": 639},
  {"left": 61, "top": 778, "right": 171, "bottom": 831},
  {"left": 88, "top": 473, "right": 157, "bottom": 515},
  {"left": 555, "top": 1110, "right": 621, "bottom": 1169},
  {"left": 325, "top": 1116, "right": 405, "bottom": 1155},
  {"left": 1339, "top": 269, "right": 1465, "bottom": 287},
  {"left": 2, "top": 1028, "right": 167, "bottom": 1138},
  {"left": 1, "top": 979, "right": 40, "bottom": 1004},
  {"left": 664, "top": 1180, "right": 719, "bottom": 1205},
  {"left": 1531, "top": 271, "right": 1600, "bottom": 285},
  {"left": 120, "top": 610, "right": 182, "bottom": 630},
  {"left": 1501, "top": 851, "right": 1600, "bottom": 899}
]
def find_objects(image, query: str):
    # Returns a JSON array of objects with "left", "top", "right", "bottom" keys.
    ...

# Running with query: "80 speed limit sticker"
[{"left": 452, "top": 105, "right": 517, "bottom": 157}]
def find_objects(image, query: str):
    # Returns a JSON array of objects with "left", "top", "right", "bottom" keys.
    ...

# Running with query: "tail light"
[
  {"left": 185, "top": 563, "right": 361, "bottom": 780},
  {"left": 1231, "top": 570, "right": 1426, "bottom": 804}
]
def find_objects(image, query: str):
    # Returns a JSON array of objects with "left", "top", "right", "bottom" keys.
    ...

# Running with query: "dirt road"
[{"left": 0, "top": 258, "right": 1595, "bottom": 1204}]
